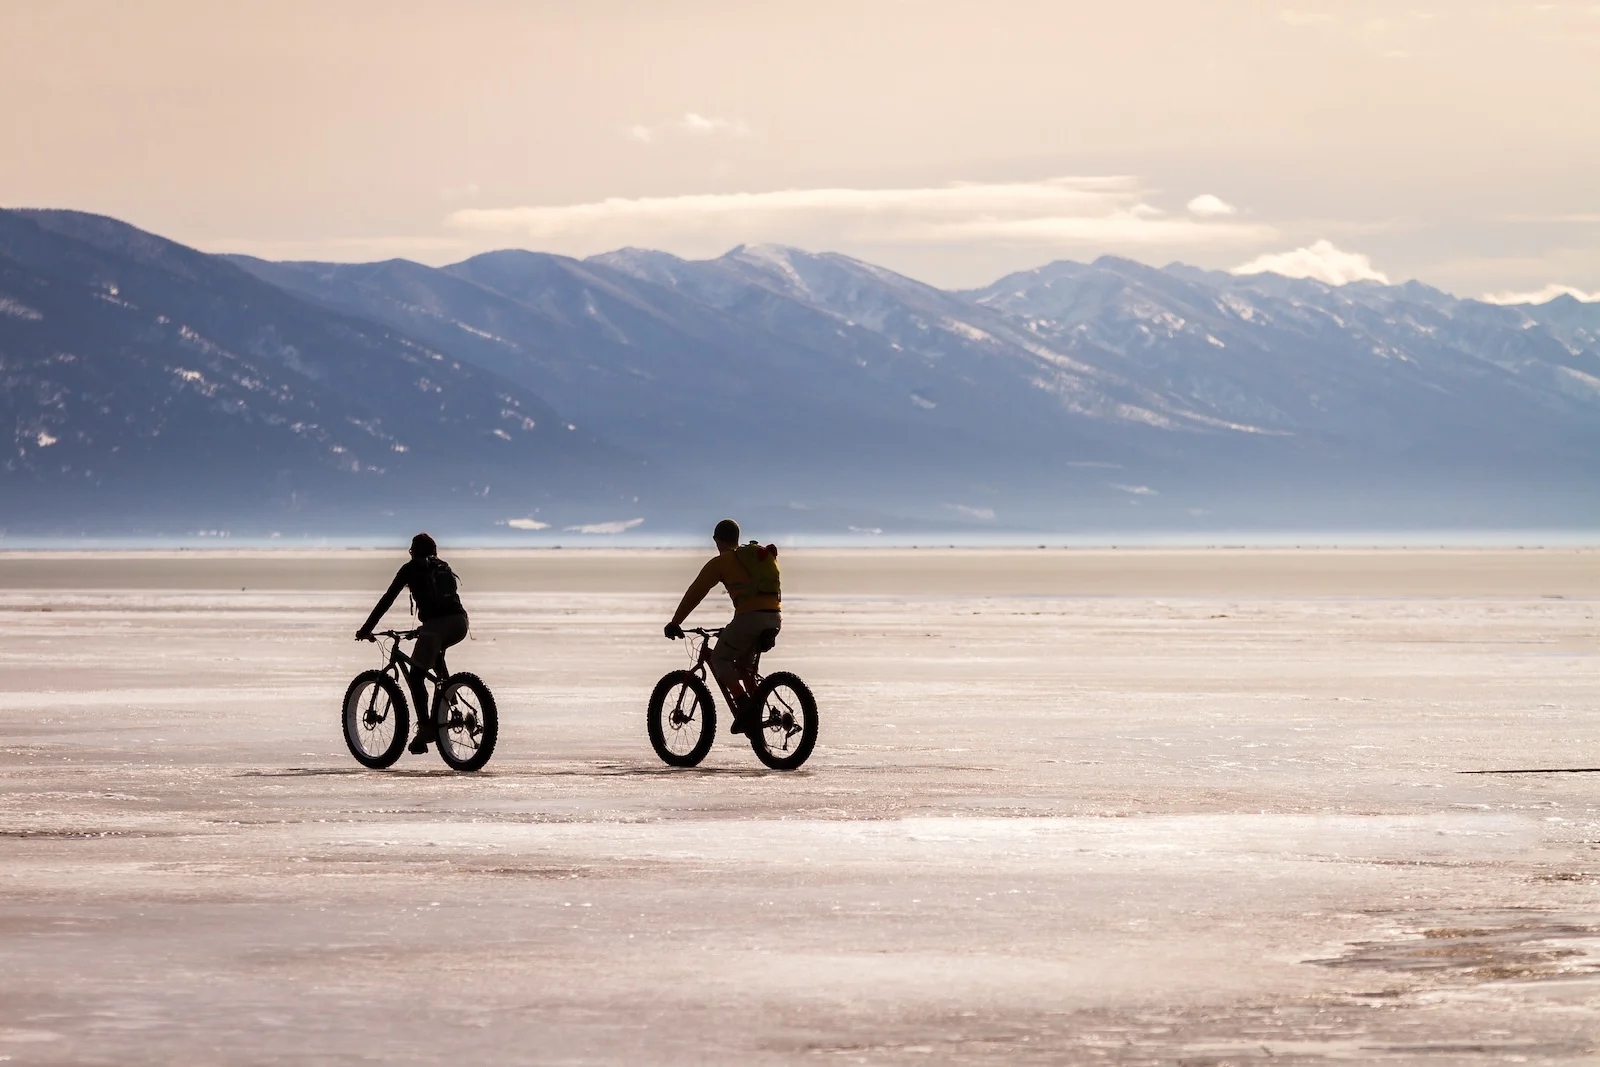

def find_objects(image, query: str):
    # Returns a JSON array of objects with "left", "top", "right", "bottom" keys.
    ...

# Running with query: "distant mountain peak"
[{"left": 6, "top": 207, "right": 1598, "bottom": 536}]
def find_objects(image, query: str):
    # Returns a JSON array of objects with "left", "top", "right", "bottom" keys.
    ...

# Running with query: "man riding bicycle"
[
  {"left": 356, "top": 532, "right": 468, "bottom": 754},
  {"left": 664, "top": 518, "right": 781, "bottom": 733}
]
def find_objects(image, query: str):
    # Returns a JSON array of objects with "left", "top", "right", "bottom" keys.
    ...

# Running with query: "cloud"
[
  {"left": 630, "top": 112, "right": 750, "bottom": 144},
  {"left": 1500, "top": 212, "right": 1600, "bottom": 223},
  {"left": 1112, "top": 483, "right": 1159, "bottom": 496},
  {"left": 1186, "top": 194, "right": 1237, "bottom": 218},
  {"left": 1480, "top": 282, "right": 1600, "bottom": 305},
  {"left": 1232, "top": 239, "right": 1390, "bottom": 285},
  {"left": 679, "top": 112, "right": 749, "bottom": 136},
  {"left": 501, "top": 517, "right": 550, "bottom": 530},
  {"left": 563, "top": 517, "right": 645, "bottom": 534},
  {"left": 446, "top": 176, "right": 1278, "bottom": 255},
  {"left": 943, "top": 503, "right": 996, "bottom": 520}
]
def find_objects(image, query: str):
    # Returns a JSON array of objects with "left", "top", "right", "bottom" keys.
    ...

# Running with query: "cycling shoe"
[{"left": 408, "top": 721, "right": 437, "bottom": 754}]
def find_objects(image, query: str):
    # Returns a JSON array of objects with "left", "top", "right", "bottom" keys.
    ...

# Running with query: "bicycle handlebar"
[
  {"left": 683, "top": 626, "right": 723, "bottom": 637},
  {"left": 373, "top": 628, "right": 420, "bottom": 640}
]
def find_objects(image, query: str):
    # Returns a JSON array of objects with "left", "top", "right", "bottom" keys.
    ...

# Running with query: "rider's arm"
[
  {"left": 358, "top": 565, "right": 410, "bottom": 635},
  {"left": 668, "top": 557, "right": 723, "bottom": 627}
]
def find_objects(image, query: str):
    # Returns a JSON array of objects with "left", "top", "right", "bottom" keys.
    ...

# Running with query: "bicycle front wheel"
[
  {"left": 748, "top": 671, "right": 818, "bottom": 770},
  {"left": 647, "top": 670, "right": 717, "bottom": 767},
  {"left": 343, "top": 670, "right": 410, "bottom": 769},
  {"left": 435, "top": 672, "right": 498, "bottom": 772}
]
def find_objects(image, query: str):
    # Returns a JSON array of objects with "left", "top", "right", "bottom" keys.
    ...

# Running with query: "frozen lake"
[{"left": 1, "top": 549, "right": 1598, "bottom": 1064}]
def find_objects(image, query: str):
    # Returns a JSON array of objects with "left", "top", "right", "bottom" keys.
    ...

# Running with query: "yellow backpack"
[{"left": 733, "top": 541, "right": 781, "bottom": 602}]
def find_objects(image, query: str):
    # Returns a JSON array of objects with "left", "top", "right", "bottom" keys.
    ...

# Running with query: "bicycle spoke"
[{"left": 667, "top": 686, "right": 704, "bottom": 755}]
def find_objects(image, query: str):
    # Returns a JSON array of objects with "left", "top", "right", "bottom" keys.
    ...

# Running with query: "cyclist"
[
  {"left": 664, "top": 518, "right": 781, "bottom": 732},
  {"left": 355, "top": 532, "right": 468, "bottom": 753}
]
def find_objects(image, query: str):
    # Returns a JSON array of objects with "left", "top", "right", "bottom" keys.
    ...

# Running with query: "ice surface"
[{"left": 0, "top": 550, "right": 1597, "bottom": 1063}]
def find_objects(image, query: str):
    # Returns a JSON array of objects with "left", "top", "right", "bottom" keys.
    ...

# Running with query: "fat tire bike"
[
  {"left": 342, "top": 628, "right": 499, "bottom": 772},
  {"left": 648, "top": 625, "right": 818, "bottom": 770}
]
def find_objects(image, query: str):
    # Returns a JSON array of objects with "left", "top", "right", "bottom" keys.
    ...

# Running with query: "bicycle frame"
[
  {"left": 374, "top": 629, "right": 449, "bottom": 712},
  {"left": 683, "top": 627, "right": 762, "bottom": 713}
]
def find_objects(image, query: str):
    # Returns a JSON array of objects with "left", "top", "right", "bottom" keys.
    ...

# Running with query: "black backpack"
[
  {"left": 410, "top": 556, "right": 462, "bottom": 616},
  {"left": 425, "top": 557, "right": 460, "bottom": 600}
]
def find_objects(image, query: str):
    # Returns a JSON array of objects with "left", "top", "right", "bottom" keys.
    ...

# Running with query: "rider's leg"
[
  {"left": 408, "top": 614, "right": 470, "bottom": 751},
  {"left": 407, "top": 629, "right": 443, "bottom": 747},
  {"left": 711, "top": 611, "right": 781, "bottom": 732}
]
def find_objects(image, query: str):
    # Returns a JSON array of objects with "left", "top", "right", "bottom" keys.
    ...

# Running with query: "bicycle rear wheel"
[
  {"left": 435, "top": 672, "right": 498, "bottom": 772},
  {"left": 647, "top": 670, "right": 717, "bottom": 767},
  {"left": 342, "top": 670, "right": 410, "bottom": 769},
  {"left": 747, "top": 671, "right": 818, "bottom": 770}
]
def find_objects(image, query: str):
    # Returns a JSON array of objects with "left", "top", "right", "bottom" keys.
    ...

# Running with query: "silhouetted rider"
[
  {"left": 665, "top": 518, "right": 781, "bottom": 733},
  {"left": 356, "top": 532, "right": 468, "bottom": 754}
]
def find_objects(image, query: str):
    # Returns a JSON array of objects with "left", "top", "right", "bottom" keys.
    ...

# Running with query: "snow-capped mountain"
[
  {"left": 0, "top": 210, "right": 646, "bottom": 535},
  {"left": 4, "top": 208, "right": 1596, "bottom": 537}
]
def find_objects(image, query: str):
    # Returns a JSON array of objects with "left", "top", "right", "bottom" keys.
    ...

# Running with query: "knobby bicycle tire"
[
  {"left": 342, "top": 670, "right": 410, "bottom": 769},
  {"left": 747, "top": 671, "right": 818, "bottom": 771},
  {"left": 435, "top": 672, "right": 498, "bottom": 772},
  {"left": 647, "top": 670, "right": 717, "bottom": 767}
]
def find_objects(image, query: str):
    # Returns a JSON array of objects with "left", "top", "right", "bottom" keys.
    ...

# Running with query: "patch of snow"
[
  {"left": 1554, "top": 365, "right": 1600, "bottom": 398},
  {"left": 454, "top": 321, "right": 514, "bottom": 345},
  {"left": 941, "top": 319, "right": 993, "bottom": 343},
  {"left": 0, "top": 298, "right": 42, "bottom": 321},
  {"left": 564, "top": 518, "right": 645, "bottom": 535},
  {"left": 35, "top": 431, "right": 57, "bottom": 448}
]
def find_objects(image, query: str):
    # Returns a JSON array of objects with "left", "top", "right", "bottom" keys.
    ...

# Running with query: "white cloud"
[
  {"left": 1480, "top": 282, "right": 1600, "bottom": 305},
  {"left": 446, "top": 176, "right": 1278, "bottom": 255},
  {"left": 629, "top": 113, "right": 749, "bottom": 144},
  {"left": 679, "top": 112, "right": 749, "bottom": 136},
  {"left": 1186, "top": 194, "right": 1237, "bottom": 218},
  {"left": 1501, "top": 213, "right": 1600, "bottom": 223},
  {"left": 564, "top": 517, "right": 645, "bottom": 534},
  {"left": 501, "top": 517, "right": 550, "bottom": 530},
  {"left": 1231, "top": 239, "right": 1390, "bottom": 285},
  {"left": 1112, "top": 483, "right": 1158, "bottom": 496},
  {"left": 944, "top": 503, "right": 996, "bottom": 520}
]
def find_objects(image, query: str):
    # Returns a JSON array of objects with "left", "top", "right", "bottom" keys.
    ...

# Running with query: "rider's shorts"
[{"left": 711, "top": 610, "right": 782, "bottom": 668}]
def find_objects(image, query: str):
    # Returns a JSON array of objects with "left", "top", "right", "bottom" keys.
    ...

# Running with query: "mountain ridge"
[{"left": 4, "top": 208, "right": 1597, "bottom": 538}]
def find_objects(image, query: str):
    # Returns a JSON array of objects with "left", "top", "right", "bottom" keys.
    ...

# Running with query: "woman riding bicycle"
[{"left": 355, "top": 532, "right": 468, "bottom": 754}]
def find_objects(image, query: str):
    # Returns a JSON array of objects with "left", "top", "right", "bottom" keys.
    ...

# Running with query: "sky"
[{"left": 2, "top": 0, "right": 1598, "bottom": 300}]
